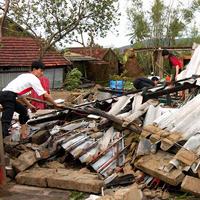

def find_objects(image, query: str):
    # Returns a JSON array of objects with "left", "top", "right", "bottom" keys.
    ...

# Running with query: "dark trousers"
[
  {"left": 0, "top": 91, "right": 29, "bottom": 138},
  {"left": 133, "top": 79, "right": 153, "bottom": 90}
]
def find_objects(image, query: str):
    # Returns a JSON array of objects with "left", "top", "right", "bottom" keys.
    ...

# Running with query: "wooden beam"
[
  {"left": 143, "top": 83, "right": 197, "bottom": 101},
  {"left": 0, "top": 117, "right": 6, "bottom": 186},
  {"left": 84, "top": 107, "right": 141, "bottom": 133},
  {"left": 134, "top": 46, "right": 192, "bottom": 52}
]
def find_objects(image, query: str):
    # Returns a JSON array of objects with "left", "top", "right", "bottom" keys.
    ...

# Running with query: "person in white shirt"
[{"left": 0, "top": 60, "right": 63, "bottom": 139}]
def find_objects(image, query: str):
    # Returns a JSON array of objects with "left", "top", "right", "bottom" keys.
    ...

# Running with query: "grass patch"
[{"left": 69, "top": 191, "right": 86, "bottom": 200}]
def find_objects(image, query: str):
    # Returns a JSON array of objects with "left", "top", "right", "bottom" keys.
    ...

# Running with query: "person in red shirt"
[
  {"left": 162, "top": 49, "right": 185, "bottom": 99},
  {"left": 31, "top": 76, "right": 50, "bottom": 109},
  {"left": 162, "top": 49, "right": 183, "bottom": 81}
]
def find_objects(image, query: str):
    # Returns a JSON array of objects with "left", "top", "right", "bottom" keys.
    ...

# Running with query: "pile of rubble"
[
  {"left": 4, "top": 46, "right": 200, "bottom": 200},
  {"left": 0, "top": 89, "right": 193, "bottom": 199}
]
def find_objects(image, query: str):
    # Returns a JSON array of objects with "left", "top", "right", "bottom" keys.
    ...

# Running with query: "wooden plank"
[{"left": 0, "top": 117, "right": 6, "bottom": 185}]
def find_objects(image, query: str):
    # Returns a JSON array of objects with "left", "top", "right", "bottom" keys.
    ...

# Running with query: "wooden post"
[
  {"left": 0, "top": 115, "right": 6, "bottom": 186},
  {"left": 154, "top": 50, "right": 164, "bottom": 78}
]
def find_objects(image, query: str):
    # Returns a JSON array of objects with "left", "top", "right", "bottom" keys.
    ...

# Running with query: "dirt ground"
[
  {"left": 51, "top": 89, "right": 85, "bottom": 104},
  {"left": 0, "top": 183, "right": 71, "bottom": 200},
  {"left": 0, "top": 181, "right": 89, "bottom": 200},
  {"left": 50, "top": 86, "right": 101, "bottom": 105}
]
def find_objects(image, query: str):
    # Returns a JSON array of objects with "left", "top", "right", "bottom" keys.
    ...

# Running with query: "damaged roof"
[
  {"left": 0, "top": 37, "right": 71, "bottom": 67},
  {"left": 68, "top": 47, "right": 110, "bottom": 60},
  {"left": 64, "top": 51, "right": 97, "bottom": 61}
]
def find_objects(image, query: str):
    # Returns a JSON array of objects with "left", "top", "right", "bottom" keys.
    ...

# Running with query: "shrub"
[
  {"left": 110, "top": 70, "right": 129, "bottom": 81},
  {"left": 64, "top": 68, "right": 82, "bottom": 90}
]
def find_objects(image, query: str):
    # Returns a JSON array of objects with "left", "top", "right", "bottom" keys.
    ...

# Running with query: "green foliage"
[
  {"left": 127, "top": 2, "right": 149, "bottom": 43},
  {"left": 4, "top": 20, "right": 31, "bottom": 37},
  {"left": 124, "top": 80, "right": 133, "bottom": 90},
  {"left": 8, "top": 0, "right": 120, "bottom": 56},
  {"left": 169, "top": 192, "right": 197, "bottom": 200},
  {"left": 69, "top": 191, "right": 85, "bottom": 200},
  {"left": 113, "top": 48, "right": 124, "bottom": 64},
  {"left": 64, "top": 68, "right": 82, "bottom": 91},
  {"left": 127, "top": 0, "right": 198, "bottom": 47},
  {"left": 191, "top": 0, "right": 200, "bottom": 11},
  {"left": 110, "top": 70, "right": 129, "bottom": 81},
  {"left": 133, "top": 51, "right": 152, "bottom": 75},
  {"left": 126, "top": 0, "right": 200, "bottom": 76}
]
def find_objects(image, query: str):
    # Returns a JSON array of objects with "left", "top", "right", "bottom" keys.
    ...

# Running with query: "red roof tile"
[
  {"left": 0, "top": 37, "right": 71, "bottom": 67},
  {"left": 69, "top": 47, "right": 109, "bottom": 60}
]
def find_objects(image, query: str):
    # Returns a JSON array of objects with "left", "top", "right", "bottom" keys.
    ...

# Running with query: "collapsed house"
[{"left": 3, "top": 46, "right": 200, "bottom": 199}]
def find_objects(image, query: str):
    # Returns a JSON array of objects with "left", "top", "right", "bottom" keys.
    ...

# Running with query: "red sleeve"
[{"left": 169, "top": 56, "right": 183, "bottom": 69}]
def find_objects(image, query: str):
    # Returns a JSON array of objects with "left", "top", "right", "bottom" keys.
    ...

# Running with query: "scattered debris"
[{"left": 4, "top": 46, "right": 200, "bottom": 198}]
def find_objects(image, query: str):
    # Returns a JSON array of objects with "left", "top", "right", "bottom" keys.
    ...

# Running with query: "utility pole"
[{"left": 0, "top": 115, "right": 6, "bottom": 186}]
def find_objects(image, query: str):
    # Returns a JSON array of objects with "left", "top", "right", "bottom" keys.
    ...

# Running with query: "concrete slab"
[
  {"left": 114, "top": 185, "right": 143, "bottom": 200},
  {"left": 135, "top": 150, "right": 185, "bottom": 186},
  {"left": 16, "top": 167, "right": 104, "bottom": 194},
  {"left": 16, "top": 168, "right": 54, "bottom": 187},
  {"left": 175, "top": 148, "right": 198, "bottom": 166},
  {"left": 12, "top": 151, "right": 37, "bottom": 172},
  {"left": 47, "top": 168, "right": 103, "bottom": 194},
  {"left": 181, "top": 176, "right": 200, "bottom": 197},
  {"left": 160, "top": 133, "right": 182, "bottom": 151}
]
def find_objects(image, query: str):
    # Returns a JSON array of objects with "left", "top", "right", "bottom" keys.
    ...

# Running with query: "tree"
[
  {"left": 127, "top": 0, "right": 199, "bottom": 77},
  {"left": 0, "top": 0, "right": 10, "bottom": 40},
  {"left": 127, "top": 0, "right": 195, "bottom": 48},
  {"left": 8, "top": 0, "right": 119, "bottom": 58},
  {"left": 127, "top": 0, "right": 149, "bottom": 45}
]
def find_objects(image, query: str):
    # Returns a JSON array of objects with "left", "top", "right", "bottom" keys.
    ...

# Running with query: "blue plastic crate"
[{"left": 109, "top": 80, "right": 124, "bottom": 90}]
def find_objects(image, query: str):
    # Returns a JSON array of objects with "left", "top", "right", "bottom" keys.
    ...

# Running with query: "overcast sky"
[{"left": 96, "top": 0, "right": 131, "bottom": 48}]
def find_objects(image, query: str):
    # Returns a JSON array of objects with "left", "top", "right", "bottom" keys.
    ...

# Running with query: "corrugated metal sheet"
[
  {"left": 0, "top": 68, "right": 64, "bottom": 90},
  {"left": 0, "top": 67, "right": 29, "bottom": 72},
  {"left": 0, "top": 72, "right": 22, "bottom": 90},
  {"left": 44, "top": 68, "right": 64, "bottom": 89}
]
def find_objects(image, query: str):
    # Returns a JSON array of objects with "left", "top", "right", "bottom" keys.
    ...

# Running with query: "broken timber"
[
  {"left": 99, "top": 78, "right": 198, "bottom": 106},
  {"left": 143, "top": 82, "right": 197, "bottom": 101},
  {"left": 84, "top": 107, "right": 141, "bottom": 133}
]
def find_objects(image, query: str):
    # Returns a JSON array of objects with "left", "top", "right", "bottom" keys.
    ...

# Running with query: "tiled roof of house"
[
  {"left": 0, "top": 37, "right": 71, "bottom": 67},
  {"left": 68, "top": 47, "right": 110, "bottom": 60}
]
